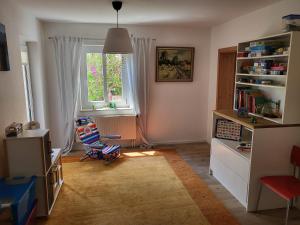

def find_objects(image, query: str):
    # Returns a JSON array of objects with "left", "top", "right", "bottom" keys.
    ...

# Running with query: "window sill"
[{"left": 78, "top": 107, "right": 136, "bottom": 117}]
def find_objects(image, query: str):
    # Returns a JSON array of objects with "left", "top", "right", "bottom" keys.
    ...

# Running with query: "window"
[
  {"left": 21, "top": 45, "right": 34, "bottom": 121},
  {"left": 80, "top": 45, "right": 129, "bottom": 110}
]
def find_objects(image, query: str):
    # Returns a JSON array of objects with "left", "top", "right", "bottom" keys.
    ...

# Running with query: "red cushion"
[{"left": 261, "top": 176, "right": 300, "bottom": 200}]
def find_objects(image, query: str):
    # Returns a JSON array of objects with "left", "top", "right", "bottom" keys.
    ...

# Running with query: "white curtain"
[
  {"left": 126, "top": 37, "right": 156, "bottom": 146},
  {"left": 52, "top": 37, "right": 83, "bottom": 154}
]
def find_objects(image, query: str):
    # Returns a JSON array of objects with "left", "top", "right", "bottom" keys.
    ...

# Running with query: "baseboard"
[{"left": 150, "top": 139, "right": 208, "bottom": 146}]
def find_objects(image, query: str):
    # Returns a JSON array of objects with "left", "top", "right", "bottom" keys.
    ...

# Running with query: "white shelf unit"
[
  {"left": 234, "top": 31, "right": 300, "bottom": 124},
  {"left": 236, "top": 53, "right": 289, "bottom": 60},
  {"left": 236, "top": 73, "right": 287, "bottom": 78},
  {"left": 210, "top": 110, "right": 300, "bottom": 211},
  {"left": 4, "top": 129, "right": 64, "bottom": 217},
  {"left": 236, "top": 82, "right": 285, "bottom": 89}
]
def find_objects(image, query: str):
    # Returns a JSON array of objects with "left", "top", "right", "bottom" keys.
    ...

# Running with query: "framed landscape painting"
[{"left": 156, "top": 47, "right": 194, "bottom": 82}]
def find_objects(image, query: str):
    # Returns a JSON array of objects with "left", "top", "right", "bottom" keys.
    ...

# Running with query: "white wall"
[
  {"left": 0, "top": 0, "right": 47, "bottom": 176},
  {"left": 43, "top": 22, "right": 211, "bottom": 147},
  {"left": 207, "top": 0, "right": 300, "bottom": 141}
]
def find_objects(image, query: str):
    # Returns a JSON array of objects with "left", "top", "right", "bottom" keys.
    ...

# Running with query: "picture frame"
[
  {"left": 215, "top": 119, "right": 242, "bottom": 141},
  {"left": 156, "top": 47, "right": 194, "bottom": 82}
]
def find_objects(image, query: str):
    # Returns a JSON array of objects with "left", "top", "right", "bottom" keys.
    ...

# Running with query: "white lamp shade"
[{"left": 103, "top": 28, "right": 133, "bottom": 54}]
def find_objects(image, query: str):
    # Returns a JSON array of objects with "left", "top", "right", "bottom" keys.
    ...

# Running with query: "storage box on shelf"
[
  {"left": 234, "top": 31, "right": 300, "bottom": 124},
  {"left": 4, "top": 129, "right": 63, "bottom": 217},
  {"left": 210, "top": 110, "right": 300, "bottom": 211}
]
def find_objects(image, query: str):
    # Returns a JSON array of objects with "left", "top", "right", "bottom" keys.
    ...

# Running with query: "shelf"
[
  {"left": 237, "top": 54, "right": 289, "bottom": 60},
  {"left": 213, "top": 110, "right": 298, "bottom": 129},
  {"left": 248, "top": 112, "right": 282, "bottom": 124},
  {"left": 214, "top": 138, "right": 251, "bottom": 161},
  {"left": 236, "top": 82, "right": 285, "bottom": 89},
  {"left": 239, "top": 32, "right": 291, "bottom": 44},
  {"left": 236, "top": 73, "right": 287, "bottom": 78},
  {"left": 48, "top": 179, "right": 63, "bottom": 215}
]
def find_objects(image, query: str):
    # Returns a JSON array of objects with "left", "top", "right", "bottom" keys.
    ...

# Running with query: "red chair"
[{"left": 256, "top": 145, "right": 300, "bottom": 225}]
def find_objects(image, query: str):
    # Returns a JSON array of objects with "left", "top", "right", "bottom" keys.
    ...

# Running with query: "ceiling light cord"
[
  {"left": 117, "top": 10, "right": 119, "bottom": 28},
  {"left": 112, "top": 0, "right": 122, "bottom": 28}
]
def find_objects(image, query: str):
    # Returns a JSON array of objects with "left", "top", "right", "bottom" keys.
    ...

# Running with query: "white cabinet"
[
  {"left": 4, "top": 129, "right": 63, "bottom": 216},
  {"left": 210, "top": 138, "right": 250, "bottom": 207},
  {"left": 210, "top": 110, "right": 300, "bottom": 211}
]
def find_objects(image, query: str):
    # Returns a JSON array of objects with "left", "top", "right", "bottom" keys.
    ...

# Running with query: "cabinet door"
[{"left": 43, "top": 132, "right": 52, "bottom": 173}]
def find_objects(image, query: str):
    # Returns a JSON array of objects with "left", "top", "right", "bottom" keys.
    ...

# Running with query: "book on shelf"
[{"left": 235, "top": 88, "right": 265, "bottom": 113}]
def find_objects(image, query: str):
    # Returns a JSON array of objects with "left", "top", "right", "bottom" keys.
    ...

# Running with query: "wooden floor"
[{"left": 165, "top": 142, "right": 300, "bottom": 225}]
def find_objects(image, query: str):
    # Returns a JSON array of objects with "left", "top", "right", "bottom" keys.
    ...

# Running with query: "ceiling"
[{"left": 14, "top": 0, "right": 281, "bottom": 27}]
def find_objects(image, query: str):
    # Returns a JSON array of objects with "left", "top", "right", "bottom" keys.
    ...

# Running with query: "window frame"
[
  {"left": 21, "top": 44, "right": 34, "bottom": 122},
  {"left": 80, "top": 44, "right": 130, "bottom": 111}
]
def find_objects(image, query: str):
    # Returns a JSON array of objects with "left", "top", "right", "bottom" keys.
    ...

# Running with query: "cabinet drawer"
[
  {"left": 211, "top": 138, "right": 250, "bottom": 181},
  {"left": 210, "top": 155, "right": 248, "bottom": 207}
]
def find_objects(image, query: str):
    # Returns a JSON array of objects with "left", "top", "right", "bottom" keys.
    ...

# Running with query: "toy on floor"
[{"left": 75, "top": 117, "right": 121, "bottom": 163}]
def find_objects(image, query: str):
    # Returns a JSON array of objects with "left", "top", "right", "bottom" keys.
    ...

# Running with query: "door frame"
[{"left": 216, "top": 46, "right": 237, "bottom": 110}]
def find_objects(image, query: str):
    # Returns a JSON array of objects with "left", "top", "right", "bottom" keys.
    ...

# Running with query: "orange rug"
[{"left": 58, "top": 149, "right": 240, "bottom": 225}]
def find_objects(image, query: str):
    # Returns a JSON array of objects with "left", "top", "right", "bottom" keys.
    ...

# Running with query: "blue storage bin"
[{"left": 0, "top": 176, "right": 37, "bottom": 225}]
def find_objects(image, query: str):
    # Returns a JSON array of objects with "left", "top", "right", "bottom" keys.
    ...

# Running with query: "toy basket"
[
  {"left": 0, "top": 176, "right": 37, "bottom": 225},
  {"left": 282, "top": 14, "right": 300, "bottom": 32}
]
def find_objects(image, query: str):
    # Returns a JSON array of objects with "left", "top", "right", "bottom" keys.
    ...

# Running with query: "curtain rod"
[
  {"left": 48, "top": 36, "right": 156, "bottom": 41},
  {"left": 48, "top": 37, "right": 104, "bottom": 41}
]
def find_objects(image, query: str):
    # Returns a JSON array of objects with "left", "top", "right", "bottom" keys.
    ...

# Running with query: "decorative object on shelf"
[
  {"left": 24, "top": 121, "right": 40, "bottom": 130},
  {"left": 249, "top": 116, "right": 257, "bottom": 124},
  {"left": 282, "top": 14, "right": 300, "bottom": 32},
  {"left": 109, "top": 102, "right": 117, "bottom": 109},
  {"left": 5, "top": 122, "right": 23, "bottom": 137},
  {"left": 156, "top": 47, "right": 194, "bottom": 82},
  {"left": 103, "top": 1, "right": 133, "bottom": 54},
  {"left": 260, "top": 80, "right": 272, "bottom": 85},
  {"left": 261, "top": 100, "right": 281, "bottom": 118},
  {"left": 236, "top": 142, "right": 252, "bottom": 151},
  {"left": 237, "top": 107, "right": 248, "bottom": 118},
  {"left": 274, "top": 47, "right": 289, "bottom": 55},
  {"left": 215, "top": 119, "right": 242, "bottom": 141}
]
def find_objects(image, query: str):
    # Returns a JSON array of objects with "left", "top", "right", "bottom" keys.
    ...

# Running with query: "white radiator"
[{"left": 94, "top": 115, "right": 137, "bottom": 141}]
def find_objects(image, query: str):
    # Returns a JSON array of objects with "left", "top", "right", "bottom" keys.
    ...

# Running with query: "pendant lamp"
[{"left": 103, "top": 0, "right": 133, "bottom": 54}]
